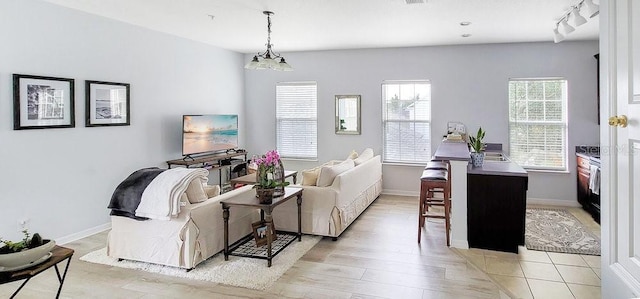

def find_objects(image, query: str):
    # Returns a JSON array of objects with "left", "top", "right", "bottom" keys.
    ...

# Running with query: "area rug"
[
  {"left": 525, "top": 208, "right": 600, "bottom": 255},
  {"left": 80, "top": 236, "right": 321, "bottom": 290}
]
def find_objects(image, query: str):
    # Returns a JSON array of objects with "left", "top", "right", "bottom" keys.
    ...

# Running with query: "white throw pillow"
[
  {"left": 316, "top": 159, "right": 355, "bottom": 187},
  {"left": 180, "top": 193, "right": 190, "bottom": 206},
  {"left": 300, "top": 161, "right": 334, "bottom": 186},
  {"left": 353, "top": 148, "right": 374, "bottom": 166},
  {"left": 203, "top": 184, "right": 221, "bottom": 198},
  {"left": 185, "top": 179, "right": 208, "bottom": 203},
  {"left": 346, "top": 150, "right": 358, "bottom": 160}
]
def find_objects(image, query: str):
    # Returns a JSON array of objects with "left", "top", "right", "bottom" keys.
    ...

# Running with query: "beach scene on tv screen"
[{"left": 183, "top": 115, "right": 238, "bottom": 155}]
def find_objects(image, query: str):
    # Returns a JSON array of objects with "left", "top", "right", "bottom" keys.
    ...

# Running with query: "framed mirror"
[{"left": 335, "top": 95, "right": 361, "bottom": 135}]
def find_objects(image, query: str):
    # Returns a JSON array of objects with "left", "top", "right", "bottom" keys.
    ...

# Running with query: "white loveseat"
[
  {"left": 272, "top": 151, "right": 382, "bottom": 239},
  {"left": 107, "top": 185, "right": 259, "bottom": 269}
]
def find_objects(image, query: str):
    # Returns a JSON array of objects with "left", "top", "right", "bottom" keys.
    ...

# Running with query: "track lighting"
[
  {"left": 560, "top": 19, "right": 575, "bottom": 34},
  {"left": 553, "top": 28, "right": 565, "bottom": 43},
  {"left": 552, "top": 0, "right": 599, "bottom": 43},
  {"left": 583, "top": 0, "right": 600, "bottom": 18},
  {"left": 571, "top": 7, "right": 587, "bottom": 26}
]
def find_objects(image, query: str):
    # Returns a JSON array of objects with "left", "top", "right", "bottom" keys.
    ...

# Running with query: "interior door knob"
[{"left": 608, "top": 115, "right": 628, "bottom": 127}]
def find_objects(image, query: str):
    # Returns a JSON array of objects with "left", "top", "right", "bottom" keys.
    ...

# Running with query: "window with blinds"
[
  {"left": 508, "top": 79, "right": 568, "bottom": 171},
  {"left": 276, "top": 82, "right": 318, "bottom": 159},
  {"left": 382, "top": 81, "right": 431, "bottom": 163}
]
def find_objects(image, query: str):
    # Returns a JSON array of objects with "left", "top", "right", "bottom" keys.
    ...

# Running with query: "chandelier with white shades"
[{"left": 244, "top": 11, "right": 293, "bottom": 71}]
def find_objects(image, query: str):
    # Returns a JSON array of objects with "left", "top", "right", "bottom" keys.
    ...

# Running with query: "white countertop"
[{"left": 433, "top": 141, "right": 470, "bottom": 161}]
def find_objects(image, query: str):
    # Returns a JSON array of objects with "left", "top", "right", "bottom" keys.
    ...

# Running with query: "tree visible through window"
[
  {"left": 382, "top": 81, "right": 431, "bottom": 163},
  {"left": 276, "top": 82, "right": 317, "bottom": 159},
  {"left": 508, "top": 79, "right": 568, "bottom": 171}
]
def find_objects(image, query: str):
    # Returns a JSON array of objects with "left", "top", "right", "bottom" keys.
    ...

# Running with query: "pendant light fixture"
[{"left": 245, "top": 11, "right": 293, "bottom": 71}]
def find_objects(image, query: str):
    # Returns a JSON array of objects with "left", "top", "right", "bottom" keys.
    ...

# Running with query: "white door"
[{"left": 601, "top": 0, "right": 640, "bottom": 297}]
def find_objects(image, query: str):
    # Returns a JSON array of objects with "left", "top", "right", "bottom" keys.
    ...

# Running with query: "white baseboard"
[
  {"left": 56, "top": 223, "right": 111, "bottom": 245},
  {"left": 527, "top": 198, "right": 581, "bottom": 207},
  {"left": 451, "top": 239, "right": 469, "bottom": 249},
  {"left": 382, "top": 189, "right": 419, "bottom": 197}
]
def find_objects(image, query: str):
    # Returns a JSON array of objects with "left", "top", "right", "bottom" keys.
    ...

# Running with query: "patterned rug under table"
[{"left": 525, "top": 208, "right": 601, "bottom": 256}]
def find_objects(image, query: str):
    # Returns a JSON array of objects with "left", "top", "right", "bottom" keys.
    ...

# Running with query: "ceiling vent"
[{"left": 404, "top": 0, "right": 426, "bottom": 4}]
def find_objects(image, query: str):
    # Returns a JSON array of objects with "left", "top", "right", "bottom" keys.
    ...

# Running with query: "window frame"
[
  {"left": 275, "top": 81, "right": 318, "bottom": 160},
  {"left": 508, "top": 78, "right": 568, "bottom": 172},
  {"left": 381, "top": 80, "right": 432, "bottom": 165}
]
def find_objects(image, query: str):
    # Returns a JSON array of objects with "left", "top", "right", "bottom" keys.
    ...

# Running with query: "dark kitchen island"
[{"left": 467, "top": 157, "right": 528, "bottom": 253}]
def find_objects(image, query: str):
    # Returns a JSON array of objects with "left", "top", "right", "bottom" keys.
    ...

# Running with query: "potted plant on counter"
[{"left": 469, "top": 127, "right": 486, "bottom": 167}]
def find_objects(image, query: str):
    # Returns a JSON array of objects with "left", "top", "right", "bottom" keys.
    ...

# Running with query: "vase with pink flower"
[{"left": 253, "top": 150, "right": 289, "bottom": 203}]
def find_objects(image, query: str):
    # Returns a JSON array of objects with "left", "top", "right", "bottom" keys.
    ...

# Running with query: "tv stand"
[{"left": 167, "top": 152, "right": 248, "bottom": 191}]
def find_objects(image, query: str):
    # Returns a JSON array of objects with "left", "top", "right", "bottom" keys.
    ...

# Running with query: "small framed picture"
[
  {"left": 251, "top": 220, "right": 277, "bottom": 247},
  {"left": 13, "top": 74, "right": 75, "bottom": 130},
  {"left": 85, "top": 80, "right": 130, "bottom": 127}
]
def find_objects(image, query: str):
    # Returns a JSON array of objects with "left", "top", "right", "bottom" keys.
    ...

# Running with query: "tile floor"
[{"left": 456, "top": 205, "right": 601, "bottom": 299}]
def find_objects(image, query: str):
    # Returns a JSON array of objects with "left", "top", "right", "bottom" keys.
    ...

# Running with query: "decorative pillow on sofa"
[
  {"left": 180, "top": 193, "right": 190, "bottom": 206},
  {"left": 203, "top": 184, "right": 221, "bottom": 198},
  {"left": 346, "top": 150, "right": 358, "bottom": 160},
  {"left": 301, "top": 160, "right": 335, "bottom": 186},
  {"left": 185, "top": 179, "right": 208, "bottom": 203},
  {"left": 301, "top": 168, "right": 321, "bottom": 186},
  {"left": 316, "top": 159, "right": 355, "bottom": 187},
  {"left": 353, "top": 148, "right": 374, "bottom": 166}
]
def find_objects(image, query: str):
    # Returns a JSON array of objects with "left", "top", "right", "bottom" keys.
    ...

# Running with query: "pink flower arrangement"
[
  {"left": 254, "top": 150, "right": 280, "bottom": 168},
  {"left": 253, "top": 150, "right": 289, "bottom": 189}
]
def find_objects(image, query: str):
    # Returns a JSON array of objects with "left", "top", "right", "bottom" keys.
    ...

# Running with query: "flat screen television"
[{"left": 182, "top": 114, "right": 238, "bottom": 156}]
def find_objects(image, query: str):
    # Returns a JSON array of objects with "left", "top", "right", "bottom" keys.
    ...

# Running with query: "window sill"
[
  {"left": 281, "top": 158, "right": 319, "bottom": 163},
  {"left": 524, "top": 168, "right": 570, "bottom": 174},
  {"left": 382, "top": 162, "right": 427, "bottom": 167}
]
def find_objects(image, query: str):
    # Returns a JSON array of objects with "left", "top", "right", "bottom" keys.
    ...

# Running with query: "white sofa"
[
  {"left": 272, "top": 153, "right": 382, "bottom": 239},
  {"left": 107, "top": 185, "right": 259, "bottom": 269}
]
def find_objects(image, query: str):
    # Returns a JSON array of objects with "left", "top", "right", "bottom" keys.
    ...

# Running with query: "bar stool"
[
  {"left": 422, "top": 161, "right": 451, "bottom": 214},
  {"left": 418, "top": 167, "right": 452, "bottom": 246}
]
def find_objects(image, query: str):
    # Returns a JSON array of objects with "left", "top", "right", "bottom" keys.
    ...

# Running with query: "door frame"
[{"left": 600, "top": 0, "right": 640, "bottom": 297}]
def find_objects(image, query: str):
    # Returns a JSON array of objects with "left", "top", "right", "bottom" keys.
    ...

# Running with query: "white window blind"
[
  {"left": 508, "top": 79, "right": 568, "bottom": 171},
  {"left": 382, "top": 81, "right": 431, "bottom": 163},
  {"left": 276, "top": 82, "right": 317, "bottom": 159}
]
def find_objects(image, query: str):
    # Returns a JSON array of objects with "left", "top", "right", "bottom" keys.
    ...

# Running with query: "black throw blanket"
[{"left": 108, "top": 167, "right": 166, "bottom": 220}]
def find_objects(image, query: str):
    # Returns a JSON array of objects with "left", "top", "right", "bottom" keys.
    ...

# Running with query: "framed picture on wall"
[
  {"left": 85, "top": 80, "right": 130, "bottom": 127},
  {"left": 13, "top": 74, "right": 75, "bottom": 130}
]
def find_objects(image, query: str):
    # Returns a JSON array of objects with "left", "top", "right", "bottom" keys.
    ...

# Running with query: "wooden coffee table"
[
  {"left": 221, "top": 187, "right": 302, "bottom": 267},
  {"left": 230, "top": 170, "right": 298, "bottom": 185}
]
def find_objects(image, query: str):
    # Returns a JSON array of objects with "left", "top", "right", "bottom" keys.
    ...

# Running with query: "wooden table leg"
[
  {"left": 297, "top": 193, "right": 302, "bottom": 242},
  {"left": 265, "top": 211, "right": 273, "bottom": 267},
  {"left": 223, "top": 205, "right": 230, "bottom": 261}
]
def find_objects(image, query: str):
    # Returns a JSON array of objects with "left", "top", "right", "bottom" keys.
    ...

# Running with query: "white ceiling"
[{"left": 43, "top": 0, "right": 599, "bottom": 54}]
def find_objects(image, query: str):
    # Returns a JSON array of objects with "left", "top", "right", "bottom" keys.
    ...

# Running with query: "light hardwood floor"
[{"left": 0, "top": 194, "right": 509, "bottom": 299}]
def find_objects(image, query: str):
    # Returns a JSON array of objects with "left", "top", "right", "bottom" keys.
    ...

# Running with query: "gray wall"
[
  {"left": 0, "top": 0, "right": 245, "bottom": 240},
  {"left": 244, "top": 41, "right": 600, "bottom": 202}
]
